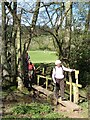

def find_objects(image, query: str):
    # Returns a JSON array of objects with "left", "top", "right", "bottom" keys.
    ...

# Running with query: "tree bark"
[
  {"left": 16, "top": 14, "right": 24, "bottom": 91},
  {"left": 85, "top": 2, "right": 90, "bottom": 33},
  {"left": 5, "top": 2, "right": 24, "bottom": 90},
  {"left": 5, "top": 0, "right": 41, "bottom": 91},
  {"left": 1, "top": 2, "right": 8, "bottom": 82},
  {"left": 62, "top": 1, "right": 72, "bottom": 63},
  {"left": 22, "top": 0, "right": 41, "bottom": 91},
  {"left": 10, "top": 2, "right": 17, "bottom": 83}
]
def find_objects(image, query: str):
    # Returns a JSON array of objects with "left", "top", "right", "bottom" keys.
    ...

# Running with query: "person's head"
[
  {"left": 25, "top": 52, "right": 28, "bottom": 58},
  {"left": 28, "top": 59, "right": 32, "bottom": 64},
  {"left": 55, "top": 60, "right": 62, "bottom": 67}
]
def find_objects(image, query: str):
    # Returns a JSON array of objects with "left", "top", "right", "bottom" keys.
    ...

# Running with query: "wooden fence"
[{"left": 37, "top": 70, "right": 82, "bottom": 103}]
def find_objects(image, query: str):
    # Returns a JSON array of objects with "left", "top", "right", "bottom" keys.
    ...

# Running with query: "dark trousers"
[{"left": 54, "top": 78, "right": 65, "bottom": 99}]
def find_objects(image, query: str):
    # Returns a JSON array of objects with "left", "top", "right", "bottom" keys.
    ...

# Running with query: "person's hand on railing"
[
  {"left": 72, "top": 69, "right": 76, "bottom": 72},
  {"left": 53, "top": 79, "right": 56, "bottom": 84}
]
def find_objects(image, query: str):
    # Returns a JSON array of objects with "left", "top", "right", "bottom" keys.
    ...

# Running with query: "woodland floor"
[{"left": 1, "top": 89, "right": 89, "bottom": 119}]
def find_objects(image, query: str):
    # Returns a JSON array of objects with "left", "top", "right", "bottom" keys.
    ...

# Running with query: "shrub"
[{"left": 12, "top": 102, "right": 52, "bottom": 116}]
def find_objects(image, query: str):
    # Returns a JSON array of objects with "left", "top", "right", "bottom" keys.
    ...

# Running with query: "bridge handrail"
[{"left": 37, "top": 70, "right": 82, "bottom": 103}]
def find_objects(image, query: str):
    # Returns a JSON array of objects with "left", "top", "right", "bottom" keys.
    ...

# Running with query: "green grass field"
[{"left": 28, "top": 50, "right": 58, "bottom": 63}]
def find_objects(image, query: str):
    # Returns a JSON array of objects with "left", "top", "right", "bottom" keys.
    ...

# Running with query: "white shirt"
[{"left": 52, "top": 65, "right": 73, "bottom": 83}]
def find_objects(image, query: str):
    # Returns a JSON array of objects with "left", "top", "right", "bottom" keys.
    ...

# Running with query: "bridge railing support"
[
  {"left": 37, "top": 70, "right": 82, "bottom": 103},
  {"left": 37, "top": 75, "right": 52, "bottom": 89},
  {"left": 73, "top": 70, "right": 79, "bottom": 103},
  {"left": 68, "top": 72, "right": 72, "bottom": 102}
]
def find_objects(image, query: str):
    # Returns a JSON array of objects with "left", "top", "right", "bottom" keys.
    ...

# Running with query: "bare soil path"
[{"left": 2, "top": 90, "right": 88, "bottom": 118}]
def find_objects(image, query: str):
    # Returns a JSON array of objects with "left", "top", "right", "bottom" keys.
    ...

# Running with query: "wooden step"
[
  {"left": 32, "top": 85, "right": 81, "bottom": 111},
  {"left": 32, "top": 85, "right": 53, "bottom": 96},
  {"left": 58, "top": 98, "right": 81, "bottom": 111}
]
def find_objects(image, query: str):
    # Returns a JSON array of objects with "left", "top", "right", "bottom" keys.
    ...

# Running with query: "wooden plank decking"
[
  {"left": 32, "top": 85, "right": 53, "bottom": 96},
  {"left": 32, "top": 85, "right": 81, "bottom": 111},
  {"left": 58, "top": 98, "right": 81, "bottom": 111}
]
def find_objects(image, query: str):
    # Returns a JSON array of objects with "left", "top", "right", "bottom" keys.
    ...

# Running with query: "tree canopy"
[{"left": 1, "top": 1, "right": 90, "bottom": 89}]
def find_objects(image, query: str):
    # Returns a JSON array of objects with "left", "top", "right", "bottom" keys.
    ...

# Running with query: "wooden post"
[
  {"left": 73, "top": 84, "right": 79, "bottom": 103},
  {"left": 75, "top": 70, "right": 79, "bottom": 84},
  {"left": 42, "top": 67, "right": 45, "bottom": 75},
  {"left": 73, "top": 70, "right": 79, "bottom": 103},
  {"left": 37, "top": 75, "right": 40, "bottom": 85},
  {"left": 69, "top": 72, "right": 72, "bottom": 102},
  {"left": 46, "top": 76, "right": 48, "bottom": 89}
]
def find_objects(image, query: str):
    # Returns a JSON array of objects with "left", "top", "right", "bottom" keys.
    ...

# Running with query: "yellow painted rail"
[{"left": 37, "top": 70, "right": 82, "bottom": 103}]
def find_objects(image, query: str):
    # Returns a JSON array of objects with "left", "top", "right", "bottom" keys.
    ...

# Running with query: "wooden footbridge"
[{"left": 32, "top": 70, "right": 82, "bottom": 111}]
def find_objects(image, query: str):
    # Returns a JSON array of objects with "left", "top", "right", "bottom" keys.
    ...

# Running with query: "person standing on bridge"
[{"left": 52, "top": 60, "right": 75, "bottom": 103}]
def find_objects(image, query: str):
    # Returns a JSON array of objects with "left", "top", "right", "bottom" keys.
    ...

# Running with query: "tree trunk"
[
  {"left": 85, "top": 2, "right": 90, "bottom": 33},
  {"left": 62, "top": 1, "right": 72, "bottom": 63},
  {"left": 1, "top": 2, "right": 9, "bottom": 83},
  {"left": 13, "top": 2, "right": 24, "bottom": 90},
  {"left": 5, "top": 1, "right": 41, "bottom": 91},
  {"left": 10, "top": 2, "right": 17, "bottom": 84},
  {"left": 0, "top": 34, "right": 2, "bottom": 87},
  {"left": 16, "top": 14, "right": 24, "bottom": 91}
]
